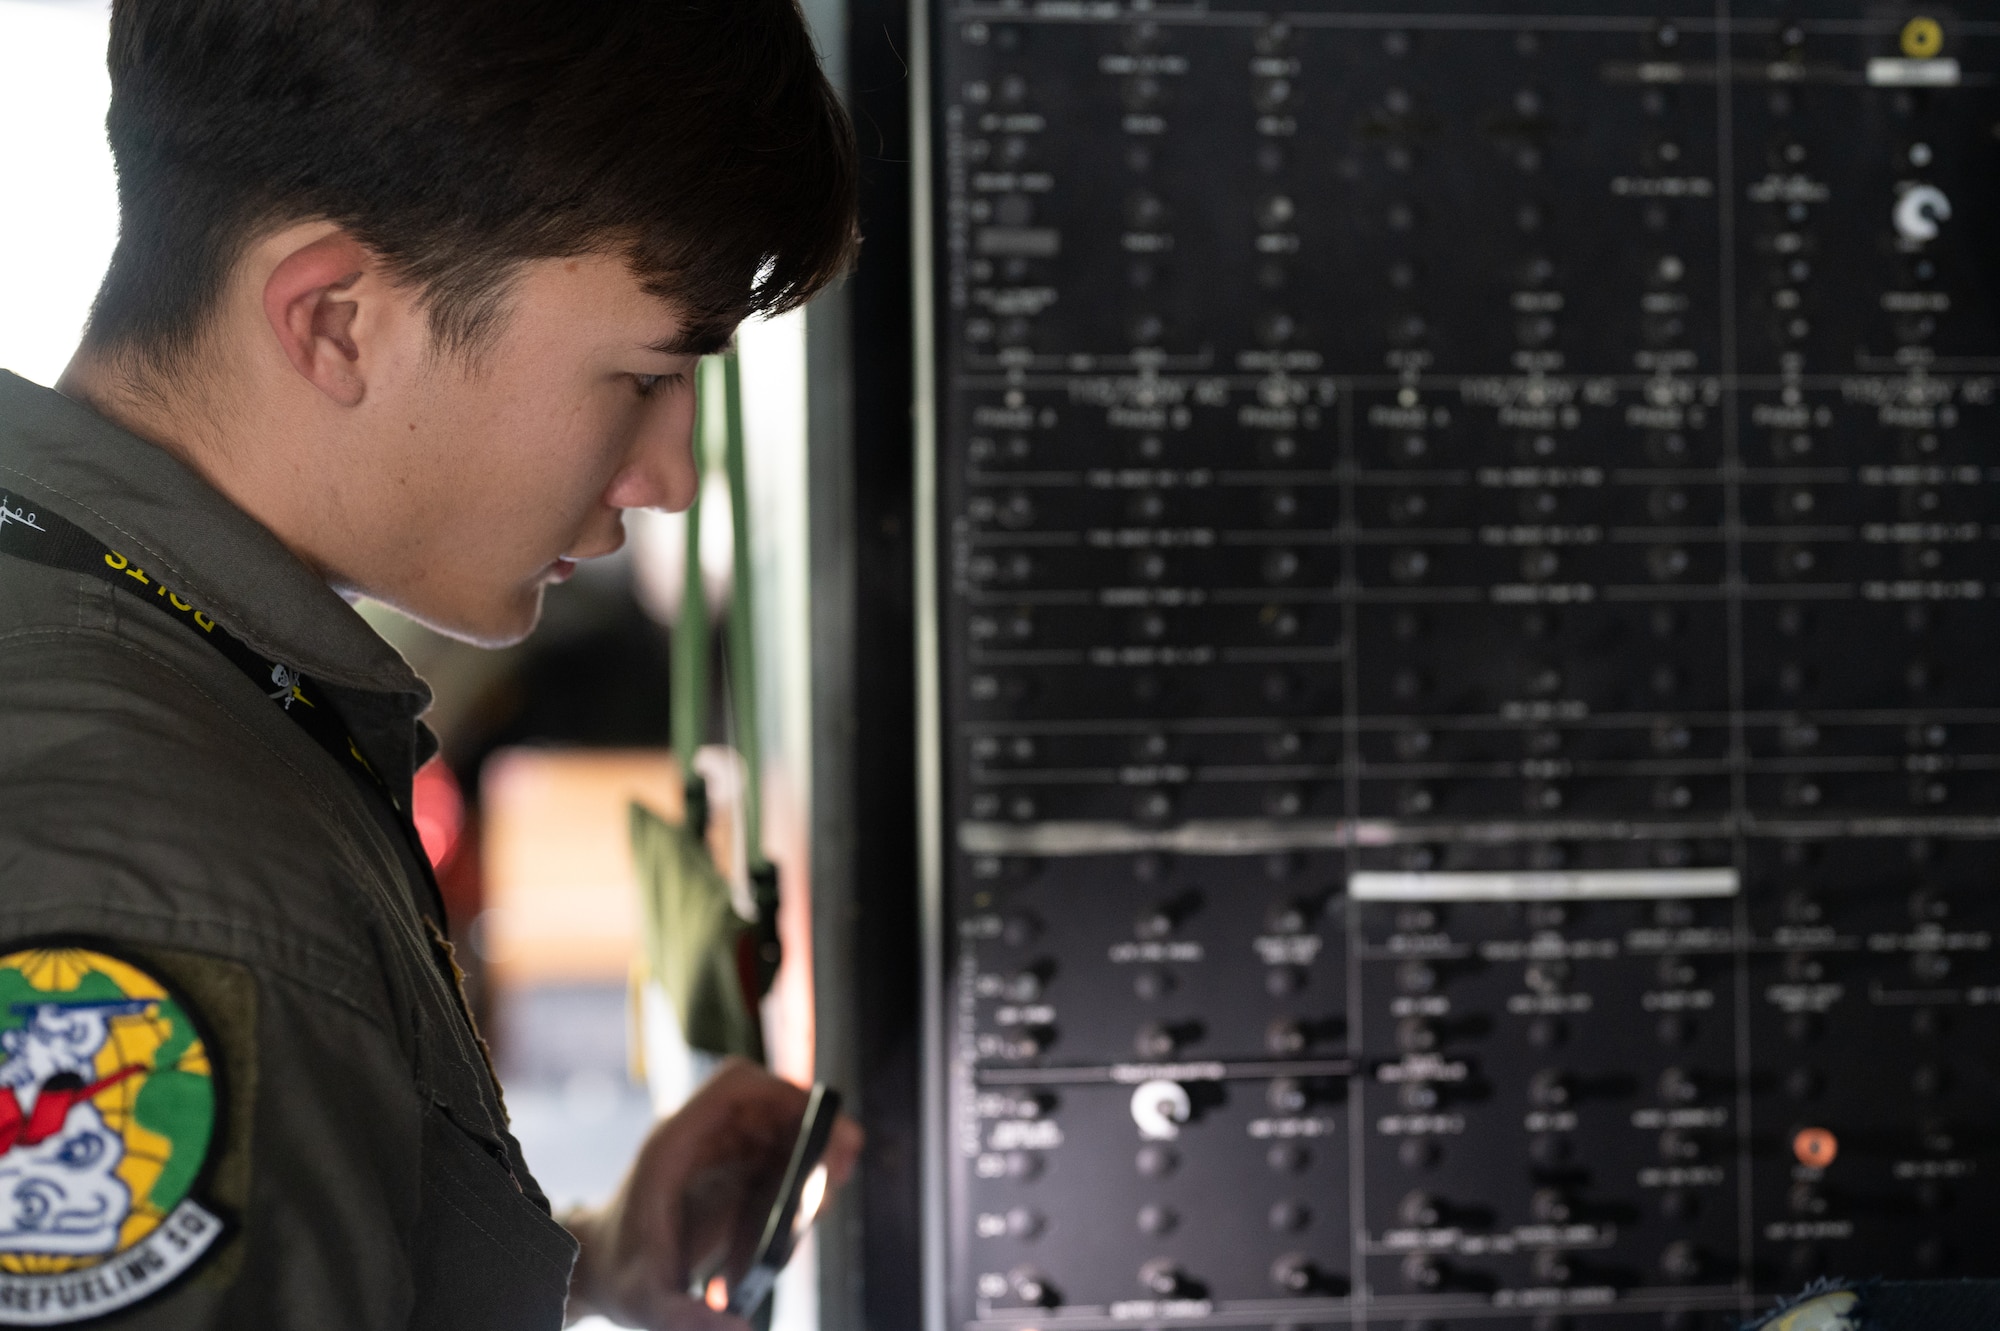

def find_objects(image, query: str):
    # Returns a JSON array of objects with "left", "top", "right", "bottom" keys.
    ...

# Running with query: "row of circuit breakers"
[{"left": 922, "top": 4, "right": 2000, "bottom": 1331}]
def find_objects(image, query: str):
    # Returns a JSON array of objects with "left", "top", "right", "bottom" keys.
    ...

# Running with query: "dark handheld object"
[{"left": 724, "top": 1083, "right": 842, "bottom": 1319}]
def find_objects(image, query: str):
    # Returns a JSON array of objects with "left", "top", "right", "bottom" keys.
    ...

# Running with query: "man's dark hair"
[{"left": 89, "top": 0, "right": 858, "bottom": 368}]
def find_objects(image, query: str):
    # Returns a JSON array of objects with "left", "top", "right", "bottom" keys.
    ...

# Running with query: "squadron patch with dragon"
[{"left": 0, "top": 946, "right": 225, "bottom": 1325}]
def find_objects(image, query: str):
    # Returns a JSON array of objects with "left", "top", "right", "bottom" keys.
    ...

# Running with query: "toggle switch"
[
  {"left": 1137, "top": 1258, "right": 1191, "bottom": 1297},
  {"left": 1271, "top": 1253, "right": 1325, "bottom": 1294},
  {"left": 1530, "top": 1187, "right": 1573, "bottom": 1223},
  {"left": 1529, "top": 1068, "right": 1571, "bottom": 1107},
  {"left": 1008, "top": 1267, "right": 1058, "bottom": 1307}
]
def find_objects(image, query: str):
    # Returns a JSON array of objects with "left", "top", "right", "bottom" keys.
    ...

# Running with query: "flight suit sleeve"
[
  {"left": 0, "top": 924, "right": 424, "bottom": 1330},
  {"left": 0, "top": 633, "right": 570, "bottom": 1330}
]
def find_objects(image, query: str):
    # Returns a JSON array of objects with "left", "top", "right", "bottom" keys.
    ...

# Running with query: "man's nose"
[
  {"left": 652, "top": 423, "right": 700, "bottom": 512},
  {"left": 609, "top": 406, "right": 700, "bottom": 512}
]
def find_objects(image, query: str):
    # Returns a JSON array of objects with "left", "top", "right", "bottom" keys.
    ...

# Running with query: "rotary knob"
[
  {"left": 1130, "top": 1079, "right": 1192, "bottom": 1140},
  {"left": 1895, "top": 184, "right": 1952, "bottom": 244}
]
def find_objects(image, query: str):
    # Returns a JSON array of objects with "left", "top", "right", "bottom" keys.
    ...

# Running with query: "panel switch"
[{"left": 1130, "top": 1079, "right": 1192, "bottom": 1140}]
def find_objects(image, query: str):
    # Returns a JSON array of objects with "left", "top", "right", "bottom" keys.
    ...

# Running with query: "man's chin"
[{"left": 401, "top": 586, "right": 546, "bottom": 650}]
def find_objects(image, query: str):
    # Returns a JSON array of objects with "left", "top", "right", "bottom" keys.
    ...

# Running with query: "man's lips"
[{"left": 543, "top": 523, "right": 627, "bottom": 585}]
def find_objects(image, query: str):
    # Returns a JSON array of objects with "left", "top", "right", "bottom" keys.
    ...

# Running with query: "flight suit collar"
[{"left": 0, "top": 370, "right": 435, "bottom": 779}]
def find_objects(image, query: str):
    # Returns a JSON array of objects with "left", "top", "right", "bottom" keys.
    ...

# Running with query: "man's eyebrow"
[{"left": 648, "top": 327, "right": 737, "bottom": 357}]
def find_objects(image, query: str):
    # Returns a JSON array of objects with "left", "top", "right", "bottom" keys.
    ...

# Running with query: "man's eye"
[{"left": 632, "top": 372, "right": 686, "bottom": 398}]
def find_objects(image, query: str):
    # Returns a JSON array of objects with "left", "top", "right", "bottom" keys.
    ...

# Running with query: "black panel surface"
[{"left": 923, "top": 7, "right": 2000, "bottom": 1330}]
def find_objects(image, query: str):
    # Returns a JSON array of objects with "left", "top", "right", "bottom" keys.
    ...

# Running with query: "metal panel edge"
[{"left": 909, "top": 0, "right": 947, "bottom": 1327}]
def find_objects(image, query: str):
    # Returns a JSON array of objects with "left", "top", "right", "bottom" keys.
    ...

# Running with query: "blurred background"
[{"left": 0, "top": 2, "right": 917, "bottom": 1327}]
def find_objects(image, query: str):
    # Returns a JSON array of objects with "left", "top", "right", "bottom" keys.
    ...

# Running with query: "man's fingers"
[
  {"left": 579, "top": 1062, "right": 855, "bottom": 1331},
  {"left": 638, "top": 1063, "right": 805, "bottom": 1205},
  {"left": 687, "top": 1062, "right": 813, "bottom": 1154}
]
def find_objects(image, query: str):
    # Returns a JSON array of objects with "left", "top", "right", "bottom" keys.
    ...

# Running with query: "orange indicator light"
[{"left": 1793, "top": 1126, "right": 1838, "bottom": 1168}]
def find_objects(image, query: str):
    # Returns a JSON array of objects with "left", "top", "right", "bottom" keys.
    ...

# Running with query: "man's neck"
[{"left": 56, "top": 346, "right": 337, "bottom": 584}]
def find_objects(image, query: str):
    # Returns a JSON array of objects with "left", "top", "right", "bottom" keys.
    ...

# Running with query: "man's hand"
[{"left": 562, "top": 1060, "right": 863, "bottom": 1329}]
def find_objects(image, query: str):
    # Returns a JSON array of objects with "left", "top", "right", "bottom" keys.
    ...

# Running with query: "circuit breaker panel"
[{"left": 922, "top": 6, "right": 2000, "bottom": 1329}]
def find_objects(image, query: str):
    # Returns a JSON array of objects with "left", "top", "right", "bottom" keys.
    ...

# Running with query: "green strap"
[
  {"left": 670, "top": 360, "right": 715, "bottom": 788},
  {"left": 719, "top": 356, "right": 780, "bottom": 1005},
  {"left": 668, "top": 354, "right": 764, "bottom": 868},
  {"left": 651, "top": 351, "right": 782, "bottom": 1027},
  {"left": 721, "top": 354, "right": 765, "bottom": 869}
]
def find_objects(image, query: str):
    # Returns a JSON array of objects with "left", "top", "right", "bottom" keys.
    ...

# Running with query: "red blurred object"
[
  {"left": 1792, "top": 1126, "right": 1838, "bottom": 1169},
  {"left": 412, "top": 756, "right": 466, "bottom": 870},
  {"left": 415, "top": 757, "right": 484, "bottom": 926}
]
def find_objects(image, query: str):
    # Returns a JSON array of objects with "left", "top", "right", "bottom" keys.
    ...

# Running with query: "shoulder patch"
[{"left": 0, "top": 943, "right": 226, "bottom": 1325}]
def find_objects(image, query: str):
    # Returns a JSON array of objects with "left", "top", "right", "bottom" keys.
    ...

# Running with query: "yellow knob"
[{"left": 1901, "top": 16, "right": 1944, "bottom": 59}]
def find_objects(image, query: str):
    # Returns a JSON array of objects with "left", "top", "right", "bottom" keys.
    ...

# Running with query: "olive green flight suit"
[{"left": 0, "top": 370, "right": 577, "bottom": 1327}]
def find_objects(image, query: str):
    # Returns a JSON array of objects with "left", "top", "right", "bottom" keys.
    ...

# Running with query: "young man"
[{"left": 0, "top": 1, "right": 859, "bottom": 1327}]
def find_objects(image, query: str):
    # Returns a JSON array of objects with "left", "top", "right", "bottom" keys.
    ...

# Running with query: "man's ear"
[{"left": 262, "top": 230, "right": 377, "bottom": 407}]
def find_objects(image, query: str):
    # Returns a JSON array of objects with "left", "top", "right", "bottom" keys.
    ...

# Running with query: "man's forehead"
[{"left": 530, "top": 252, "right": 739, "bottom": 355}]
